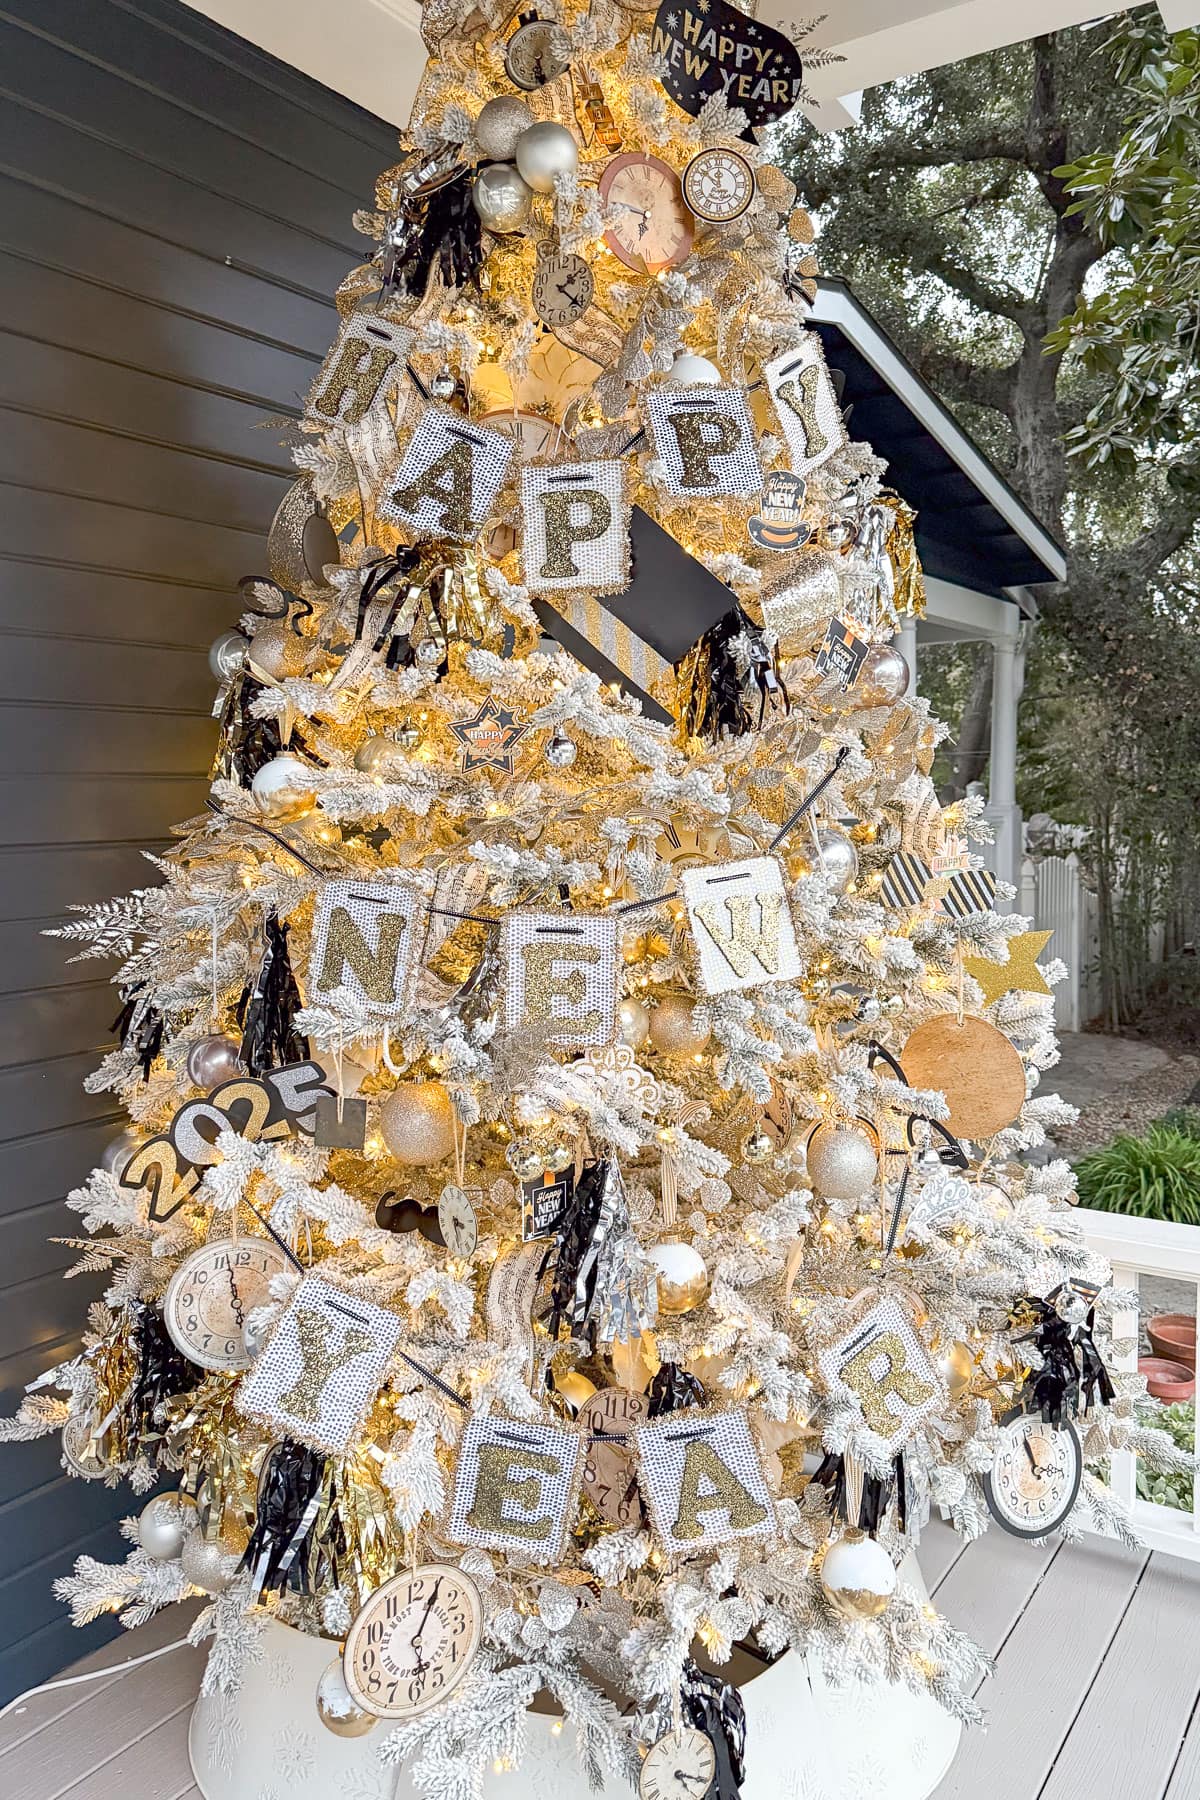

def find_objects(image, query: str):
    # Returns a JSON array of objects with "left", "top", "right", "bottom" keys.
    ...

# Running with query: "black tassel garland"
[
  {"left": 212, "top": 671, "right": 284, "bottom": 787},
  {"left": 647, "top": 1361, "right": 707, "bottom": 1418},
  {"left": 112, "top": 984, "right": 165, "bottom": 1081},
  {"left": 1014, "top": 1288, "right": 1116, "bottom": 1426},
  {"left": 811, "top": 1450, "right": 908, "bottom": 1535},
  {"left": 682, "top": 602, "right": 788, "bottom": 741},
  {"left": 681, "top": 1658, "right": 747, "bottom": 1800},
  {"left": 128, "top": 1303, "right": 197, "bottom": 1454},
  {"left": 381, "top": 170, "right": 482, "bottom": 299},
  {"left": 540, "top": 1157, "right": 609, "bottom": 1346},
  {"left": 237, "top": 911, "right": 309, "bottom": 1076},
  {"left": 240, "top": 1438, "right": 328, "bottom": 1601}
]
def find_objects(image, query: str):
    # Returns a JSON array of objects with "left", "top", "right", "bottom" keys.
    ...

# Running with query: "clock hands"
[
  {"left": 411, "top": 1575, "right": 443, "bottom": 1657},
  {"left": 1023, "top": 1436, "right": 1041, "bottom": 1476}
]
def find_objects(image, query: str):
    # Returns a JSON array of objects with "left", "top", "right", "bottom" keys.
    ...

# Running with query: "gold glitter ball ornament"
[
  {"left": 179, "top": 1528, "right": 242, "bottom": 1595},
  {"left": 648, "top": 993, "right": 711, "bottom": 1057},
  {"left": 316, "top": 1657, "right": 378, "bottom": 1738},
  {"left": 647, "top": 1237, "right": 709, "bottom": 1315},
  {"left": 248, "top": 620, "right": 307, "bottom": 680},
  {"left": 820, "top": 1530, "right": 897, "bottom": 1619},
  {"left": 380, "top": 1080, "right": 458, "bottom": 1165}
]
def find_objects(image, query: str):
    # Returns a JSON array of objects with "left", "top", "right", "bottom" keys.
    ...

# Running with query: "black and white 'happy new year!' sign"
[{"left": 651, "top": 0, "right": 807, "bottom": 131}]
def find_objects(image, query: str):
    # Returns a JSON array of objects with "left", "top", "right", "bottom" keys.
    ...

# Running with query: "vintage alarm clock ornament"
[
  {"left": 682, "top": 147, "right": 755, "bottom": 223},
  {"left": 983, "top": 1411, "right": 1082, "bottom": 1539},
  {"left": 163, "top": 1237, "right": 294, "bottom": 1372},
  {"left": 578, "top": 1385, "right": 648, "bottom": 1525},
  {"left": 599, "top": 152, "right": 694, "bottom": 273},
  {"left": 342, "top": 1564, "right": 483, "bottom": 1718},
  {"left": 504, "top": 12, "right": 571, "bottom": 89}
]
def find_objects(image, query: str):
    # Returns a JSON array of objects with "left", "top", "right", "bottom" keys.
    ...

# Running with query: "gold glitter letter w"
[{"left": 694, "top": 892, "right": 783, "bottom": 981}]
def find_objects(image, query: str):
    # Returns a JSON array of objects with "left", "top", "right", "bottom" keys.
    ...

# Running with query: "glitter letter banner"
[
  {"left": 446, "top": 1414, "right": 583, "bottom": 1565},
  {"left": 681, "top": 856, "right": 802, "bottom": 994},
  {"left": 237, "top": 1276, "right": 403, "bottom": 1455},
  {"left": 643, "top": 385, "right": 762, "bottom": 499},
  {"left": 380, "top": 406, "right": 514, "bottom": 543},
  {"left": 764, "top": 339, "right": 847, "bottom": 477},
  {"left": 817, "top": 1294, "right": 942, "bottom": 1455},
  {"left": 635, "top": 1408, "right": 775, "bottom": 1555},
  {"left": 520, "top": 460, "right": 629, "bottom": 594},
  {"left": 308, "top": 878, "right": 422, "bottom": 1019},
  {"left": 307, "top": 312, "right": 415, "bottom": 430},
  {"left": 502, "top": 911, "right": 619, "bottom": 1049}
]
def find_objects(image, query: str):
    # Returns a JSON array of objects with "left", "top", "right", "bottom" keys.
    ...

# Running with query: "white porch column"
[
  {"left": 984, "top": 633, "right": 1024, "bottom": 903},
  {"left": 894, "top": 616, "right": 918, "bottom": 693}
]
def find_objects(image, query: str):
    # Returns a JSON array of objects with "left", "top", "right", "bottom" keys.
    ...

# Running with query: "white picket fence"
[{"left": 1020, "top": 852, "right": 1102, "bottom": 1031}]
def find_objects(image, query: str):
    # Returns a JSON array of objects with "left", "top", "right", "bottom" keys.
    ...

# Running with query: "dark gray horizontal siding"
[{"left": 0, "top": 0, "right": 396, "bottom": 1698}]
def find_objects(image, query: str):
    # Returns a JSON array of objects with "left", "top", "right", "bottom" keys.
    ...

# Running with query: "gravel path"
[{"left": 1054, "top": 1050, "right": 1200, "bottom": 1159}]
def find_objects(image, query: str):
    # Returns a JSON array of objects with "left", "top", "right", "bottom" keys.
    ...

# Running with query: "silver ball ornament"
[
  {"left": 546, "top": 729, "right": 577, "bottom": 767},
  {"left": 856, "top": 642, "right": 910, "bottom": 706},
  {"left": 316, "top": 1657, "right": 377, "bottom": 1738},
  {"left": 98, "top": 1126, "right": 140, "bottom": 1179},
  {"left": 1055, "top": 1287, "right": 1090, "bottom": 1328},
  {"left": 617, "top": 996, "right": 650, "bottom": 1049},
  {"left": 668, "top": 351, "right": 721, "bottom": 385},
  {"left": 185, "top": 1034, "right": 243, "bottom": 1089},
  {"left": 180, "top": 1528, "right": 241, "bottom": 1595},
  {"left": 429, "top": 363, "right": 457, "bottom": 400},
  {"left": 820, "top": 1531, "right": 896, "bottom": 1619},
  {"left": 472, "top": 161, "right": 533, "bottom": 233},
  {"left": 137, "top": 1493, "right": 196, "bottom": 1561},
  {"left": 514, "top": 121, "right": 579, "bottom": 195},
  {"left": 251, "top": 753, "right": 316, "bottom": 821},
  {"left": 805, "top": 1121, "right": 879, "bottom": 1200},
  {"left": 208, "top": 629, "right": 248, "bottom": 682},
  {"left": 810, "top": 827, "right": 859, "bottom": 896},
  {"left": 379, "top": 1081, "right": 458, "bottom": 1166},
  {"left": 474, "top": 95, "right": 535, "bottom": 160}
]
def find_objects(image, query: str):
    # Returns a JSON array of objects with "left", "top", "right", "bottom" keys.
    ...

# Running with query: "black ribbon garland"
[
  {"left": 646, "top": 1361, "right": 707, "bottom": 1418},
  {"left": 239, "top": 1438, "right": 329, "bottom": 1601},
  {"left": 237, "top": 910, "right": 310, "bottom": 1076},
  {"left": 681, "top": 1658, "right": 747, "bottom": 1800},
  {"left": 1015, "top": 1292, "right": 1115, "bottom": 1426},
  {"left": 811, "top": 1449, "right": 908, "bottom": 1535},
  {"left": 128, "top": 1302, "right": 197, "bottom": 1453},
  {"left": 112, "top": 984, "right": 165, "bottom": 1082},
  {"left": 682, "top": 602, "right": 788, "bottom": 740}
]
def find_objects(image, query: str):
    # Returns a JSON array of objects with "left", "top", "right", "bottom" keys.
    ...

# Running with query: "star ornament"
[
  {"left": 449, "top": 699, "right": 529, "bottom": 773},
  {"left": 963, "top": 930, "right": 1055, "bottom": 1006}
]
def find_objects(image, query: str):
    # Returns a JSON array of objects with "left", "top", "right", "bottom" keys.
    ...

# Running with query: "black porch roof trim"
[{"left": 809, "top": 280, "right": 1066, "bottom": 603}]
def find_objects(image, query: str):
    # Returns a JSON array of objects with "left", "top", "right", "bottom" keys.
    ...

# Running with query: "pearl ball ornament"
[
  {"left": 856, "top": 642, "right": 910, "bottom": 706},
  {"left": 246, "top": 620, "right": 305, "bottom": 680},
  {"left": 137, "top": 1493, "right": 196, "bottom": 1561},
  {"left": 475, "top": 95, "right": 535, "bottom": 160},
  {"left": 98, "top": 1126, "right": 140, "bottom": 1178},
  {"left": 380, "top": 1081, "right": 457, "bottom": 1166},
  {"left": 820, "top": 1531, "right": 897, "bottom": 1620},
  {"left": 180, "top": 1528, "right": 241, "bottom": 1595},
  {"left": 648, "top": 993, "right": 711, "bottom": 1057},
  {"left": 208, "top": 629, "right": 247, "bottom": 682},
  {"left": 316, "top": 1657, "right": 377, "bottom": 1739},
  {"left": 668, "top": 351, "right": 722, "bottom": 385},
  {"left": 809, "top": 826, "right": 859, "bottom": 896},
  {"left": 546, "top": 729, "right": 577, "bottom": 767},
  {"left": 514, "top": 121, "right": 579, "bottom": 194},
  {"left": 805, "top": 1121, "right": 879, "bottom": 1200},
  {"left": 617, "top": 997, "right": 651, "bottom": 1049},
  {"left": 472, "top": 161, "right": 533, "bottom": 233},
  {"left": 185, "top": 1034, "right": 243, "bottom": 1089},
  {"left": 647, "top": 1238, "right": 709, "bottom": 1316},
  {"left": 251, "top": 753, "right": 316, "bottom": 821},
  {"left": 938, "top": 1340, "right": 975, "bottom": 1401}
]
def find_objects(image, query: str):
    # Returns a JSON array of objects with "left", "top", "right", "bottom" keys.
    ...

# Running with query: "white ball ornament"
[
  {"left": 820, "top": 1531, "right": 897, "bottom": 1620},
  {"left": 472, "top": 162, "right": 533, "bottom": 233},
  {"left": 208, "top": 629, "right": 248, "bottom": 682},
  {"left": 617, "top": 996, "right": 651, "bottom": 1048},
  {"left": 251, "top": 754, "right": 317, "bottom": 821},
  {"left": 668, "top": 351, "right": 722, "bottom": 385},
  {"left": 98, "top": 1126, "right": 140, "bottom": 1178},
  {"left": 514, "top": 121, "right": 579, "bottom": 194},
  {"left": 647, "top": 1238, "right": 709, "bottom": 1315},
  {"left": 137, "top": 1493, "right": 196, "bottom": 1561},
  {"left": 185, "top": 1034, "right": 243, "bottom": 1089},
  {"left": 316, "top": 1657, "right": 377, "bottom": 1739},
  {"left": 474, "top": 95, "right": 535, "bottom": 160},
  {"left": 180, "top": 1528, "right": 241, "bottom": 1595},
  {"left": 805, "top": 1121, "right": 879, "bottom": 1200}
]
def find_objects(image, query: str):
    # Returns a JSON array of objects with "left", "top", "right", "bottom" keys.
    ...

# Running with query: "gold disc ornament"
[{"left": 899, "top": 1014, "right": 1026, "bottom": 1141}]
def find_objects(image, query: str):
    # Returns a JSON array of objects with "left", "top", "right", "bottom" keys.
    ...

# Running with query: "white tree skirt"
[{"left": 190, "top": 1557, "right": 960, "bottom": 1800}]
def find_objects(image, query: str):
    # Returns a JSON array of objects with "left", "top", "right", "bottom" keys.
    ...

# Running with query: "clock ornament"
[{"left": 342, "top": 1564, "right": 483, "bottom": 1719}]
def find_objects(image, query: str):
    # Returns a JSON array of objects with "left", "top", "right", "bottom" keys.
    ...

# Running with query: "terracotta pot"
[
  {"left": 1147, "top": 1313, "right": 1198, "bottom": 1370},
  {"left": 1138, "top": 1354, "right": 1196, "bottom": 1403}
]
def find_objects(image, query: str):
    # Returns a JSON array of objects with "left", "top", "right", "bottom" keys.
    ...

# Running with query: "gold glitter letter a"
[
  {"left": 390, "top": 438, "right": 476, "bottom": 536},
  {"left": 693, "top": 892, "right": 783, "bottom": 980},
  {"left": 313, "top": 339, "right": 397, "bottom": 428},
  {"left": 278, "top": 1310, "right": 375, "bottom": 1423},
  {"left": 667, "top": 410, "right": 742, "bottom": 489},
  {"left": 672, "top": 1439, "right": 766, "bottom": 1542},
  {"left": 317, "top": 905, "right": 409, "bottom": 1006},
  {"left": 776, "top": 366, "right": 829, "bottom": 462},
  {"left": 841, "top": 1331, "right": 935, "bottom": 1437}
]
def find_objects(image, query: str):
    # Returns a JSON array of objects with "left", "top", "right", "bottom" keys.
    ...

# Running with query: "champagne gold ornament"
[
  {"left": 474, "top": 95, "right": 534, "bottom": 160},
  {"left": 137, "top": 1492, "right": 196, "bottom": 1561},
  {"left": 648, "top": 993, "right": 710, "bottom": 1057},
  {"left": 820, "top": 1530, "right": 896, "bottom": 1619},
  {"left": 647, "top": 1237, "right": 708, "bottom": 1315},
  {"left": 379, "top": 1080, "right": 458, "bottom": 1165},
  {"left": 900, "top": 1014, "right": 1027, "bottom": 1140},
  {"left": 248, "top": 620, "right": 306, "bottom": 680},
  {"left": 180, "top": 1527, "right": 241, "bottom": 1595},
  {"left": 855, "top": 642, "right": 910, "bottom": 706},
  {"left": 616, "top": 996, "right": 650, "bottom": 1048},
  {"left": 805, "top": 1121, "right": 879, "bottom": 1200},
  {"left": 316, "top": 1657, "right": 378, "bottom": 1738},
  {"left": 185, "top": 1035, "right": 243, "bottom": 1089}
]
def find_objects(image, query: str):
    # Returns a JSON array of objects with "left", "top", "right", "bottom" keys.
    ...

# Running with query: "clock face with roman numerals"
[
  {"left": 343, "top": 1564, "right": 482, "bottom": 1719},
  {"left": 983, "top": 1412, "right": 1082, "bottom": 1539},
  {"left": 578, "top": 1386, "right": 647, "bottom": 1526},
  {"left": 682, "top": 148, "right": 755, "bottom": 223}
]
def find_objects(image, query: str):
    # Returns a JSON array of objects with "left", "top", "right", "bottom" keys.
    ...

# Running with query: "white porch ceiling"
[{"left": 188, "top": 0, "right": 1195, "bottom": 132}]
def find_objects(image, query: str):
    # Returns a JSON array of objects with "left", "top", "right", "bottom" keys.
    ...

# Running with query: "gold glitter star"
[
  {"left": 963, "top": 929, "right": 1054, "bottom": 1006},
  {"left": 449, "top": 699, "right": 528, "bottom": 773}
]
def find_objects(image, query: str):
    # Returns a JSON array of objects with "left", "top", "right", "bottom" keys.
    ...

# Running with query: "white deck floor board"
[
  {"left": 929, "top": 1525, "right": 1061, "bottom": 1672},
  {"left": 917, "top": 1516, "right": 968, "bottom": 1593}
]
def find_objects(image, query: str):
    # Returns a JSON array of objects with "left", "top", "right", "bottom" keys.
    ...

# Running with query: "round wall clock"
[
  {"left": 682, "top": 148, "right": 755, "bottom": 223},
  {"left": 639, "top": 1727, "right": 716, "bottom": 1800},
  {"left": 343, "top": 1564, "right": 483, "bottom": 1719},
  {"left": 438, "top": 1185, "right": 479, "bottom": 1258},
  {"left": 983, "top": 1411, "right": 1082, "bottom": 1539},
  {"left": 599, "top": 152, "right": 694, "bottom": 273},
  {"left": 532, "top": 247, "right": 595, "bottom": 328},
  {"left": 163, "top": 1237, "right": 293, "bottom": 1372},
  {"left": 504, "top": 16, "right": 571, "bottom": 90},
  {"left": 578, "top": 1385, "right": 647, "bottom": 1526}
]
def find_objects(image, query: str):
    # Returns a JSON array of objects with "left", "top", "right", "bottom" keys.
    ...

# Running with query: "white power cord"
[{"left": 0, "top": 1635, "right": 193, "bottom": 1726}]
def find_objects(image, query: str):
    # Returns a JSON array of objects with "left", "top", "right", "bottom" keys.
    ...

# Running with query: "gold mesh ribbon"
[
  {"left": 879, "top": 492, "right": 926, "bottom": 619},
  {"left": 164, "top": 1379, "right": 263, "bottom": 1542}
]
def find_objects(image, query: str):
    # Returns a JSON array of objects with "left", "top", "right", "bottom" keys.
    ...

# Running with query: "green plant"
[
  {"left": 1074, "top": 1124, "right": 1200, "bottom": 1222},
  {"left": 1137, "top": 1401, "right": 1195, "bottom": 1512},
  {"left": 1158, "top": 1106, "right": 1200, "bottom": 1141}
]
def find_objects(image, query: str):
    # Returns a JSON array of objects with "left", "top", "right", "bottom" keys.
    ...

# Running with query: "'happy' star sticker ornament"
[
  {"left": 449, "top": 699, "right": 528, "bottom": 773},
  {"left": 964, "top": 929, "right": 1054, "bottom": 1006}
]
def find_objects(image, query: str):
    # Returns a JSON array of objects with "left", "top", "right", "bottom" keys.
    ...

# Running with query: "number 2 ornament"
[
  {"left": 163, "top": 1237, "right": 294, "bottom": 1372},
  {"left": 983, "top": 1411, "right": 1082, "bottom": 1539},
  {"left": 639, "top": 1727, "right": 716, "bottom": 1800},
  {"left": 342, "top": 1564, "right": 482, "bottom": 1719}
]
